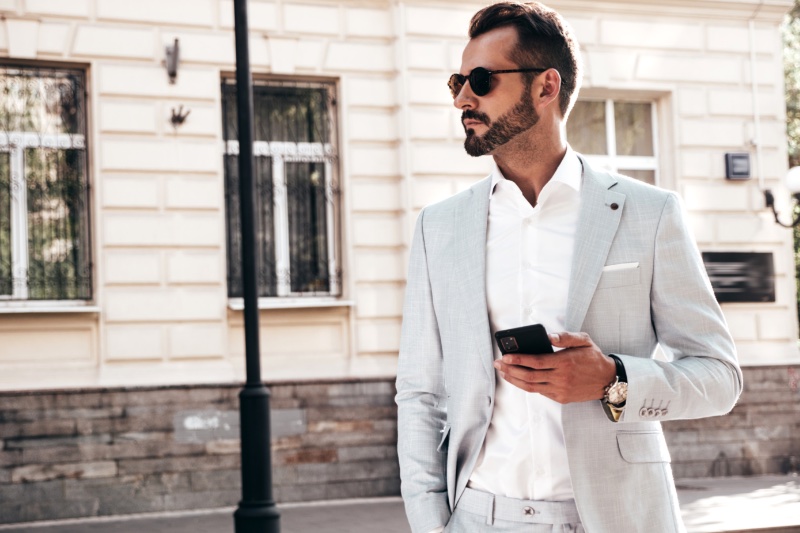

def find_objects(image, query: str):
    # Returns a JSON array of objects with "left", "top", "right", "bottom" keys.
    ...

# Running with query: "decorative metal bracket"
[{"left": 170, "top": 105, "right": 191, "bottom": 128}]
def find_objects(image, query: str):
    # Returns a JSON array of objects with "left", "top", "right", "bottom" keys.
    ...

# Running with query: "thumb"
[{"left": 549, "top": 331, "right": 592, "bottom": 348}]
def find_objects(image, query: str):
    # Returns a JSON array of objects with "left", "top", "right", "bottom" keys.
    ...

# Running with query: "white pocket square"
[{"left": 603, "top": 262, "right": 639, "bottom": 272}]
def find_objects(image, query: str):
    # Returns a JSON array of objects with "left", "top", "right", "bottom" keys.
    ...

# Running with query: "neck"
[{"left": 492, "top": 126, "right": 567, "bottom": 207}]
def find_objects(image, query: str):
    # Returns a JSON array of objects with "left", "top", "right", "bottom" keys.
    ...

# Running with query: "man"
[{"left": 395, "top": 2, "right": 743, "bottom": 533}]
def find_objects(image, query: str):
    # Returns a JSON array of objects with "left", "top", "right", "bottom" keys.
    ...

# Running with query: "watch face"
[{"left": 608, "top": 382, "right": 628, "bottom": 405}]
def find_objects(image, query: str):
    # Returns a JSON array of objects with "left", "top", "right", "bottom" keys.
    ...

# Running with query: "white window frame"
[
  {"left": 574, "top": 99, "right": 660, "bottom": 186},
  {"left": 224, "top": 140, "right": 340, "bottom": 299},
  {"left": 0, "top": 131, "right": 86, "bottom": 303}
]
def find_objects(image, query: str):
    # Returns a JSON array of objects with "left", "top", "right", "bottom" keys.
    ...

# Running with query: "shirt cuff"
[{"left": 426, "top": 527, "right": 445, "bottom": 533}]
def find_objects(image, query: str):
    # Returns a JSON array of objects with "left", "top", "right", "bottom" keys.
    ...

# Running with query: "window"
[
  {"left": 567, "top": 99, "right": 658, "bottom": 185},
  {"left": 222, "top": 79, "right": 341, "bottom": 299},
  {"left": 0, "top": 65, "right": 92, "bottom": 301}
]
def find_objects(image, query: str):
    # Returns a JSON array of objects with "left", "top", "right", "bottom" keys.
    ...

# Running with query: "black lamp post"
[{"left": 231, "top": 0, "right": 280, "bottom": 531}]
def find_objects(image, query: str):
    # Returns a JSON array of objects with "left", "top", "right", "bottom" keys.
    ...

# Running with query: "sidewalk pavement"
[{"left": 0, "top": 475, "right": 797, "bottom": 533}]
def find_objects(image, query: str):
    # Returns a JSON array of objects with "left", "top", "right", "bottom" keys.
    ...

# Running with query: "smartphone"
[{"left": 494, "top": 324, "right": 554, "bottom": 355}]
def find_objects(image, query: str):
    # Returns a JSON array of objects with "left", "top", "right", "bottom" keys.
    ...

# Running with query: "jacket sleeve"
[
  {"left": 395, "top": 209, "right": 451, "bottom": 533},
  {"left": 619, "top": 192, "right": 743, "bottom": 422}
]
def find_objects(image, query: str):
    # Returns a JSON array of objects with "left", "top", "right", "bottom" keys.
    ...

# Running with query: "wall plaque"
[{"left": 701, "top": 252, "right": 775, "bottom": 303}]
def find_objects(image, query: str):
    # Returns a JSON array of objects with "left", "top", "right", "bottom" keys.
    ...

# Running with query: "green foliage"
[{"left": 786, "top": 1, "right": 800, "bottom": 324}]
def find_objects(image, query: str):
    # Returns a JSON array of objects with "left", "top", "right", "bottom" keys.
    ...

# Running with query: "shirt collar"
[{"left": 489, "top": 145, "right": 582, "bottom": 198}]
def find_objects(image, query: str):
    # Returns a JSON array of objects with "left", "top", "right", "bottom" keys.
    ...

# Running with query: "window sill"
[
  {"left": 227, "top": 298, "right": 355, "bottom": 311},
  {"left": 0, "top": 302, "right": 100, "bottom": 314}
]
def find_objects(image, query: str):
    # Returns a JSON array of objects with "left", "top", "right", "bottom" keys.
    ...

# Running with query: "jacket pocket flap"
[
  {"left": 597, "top": 265, "right": 641, "bottom": 289},
  {"left": 617, "top": 431, "right": 671, "bottom": 463},
  {"left": 437, "top": 424, "right": 451, "bottom": 452}
]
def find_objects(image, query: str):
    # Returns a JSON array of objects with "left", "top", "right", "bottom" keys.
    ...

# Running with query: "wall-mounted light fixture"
[
  {"left": 165, "top": 38, "right": 180, "bottom": 84},
  {"left": 764, "top": 167, "right": 800, "bottom": 227}
]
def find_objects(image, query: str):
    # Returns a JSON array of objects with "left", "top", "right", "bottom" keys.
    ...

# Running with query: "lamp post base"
[{"left": 234, "top": 501, "right": 280, "bottom": 532}]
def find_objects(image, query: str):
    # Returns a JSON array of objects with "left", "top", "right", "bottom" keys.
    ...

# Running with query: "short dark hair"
[{"left": 468, "top": 1, "right": 581, "bottom": 117}]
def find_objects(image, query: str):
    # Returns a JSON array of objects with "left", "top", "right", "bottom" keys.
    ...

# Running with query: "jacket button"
[{"left": 640, "top": 407, "right": 648, "bottom": 417}]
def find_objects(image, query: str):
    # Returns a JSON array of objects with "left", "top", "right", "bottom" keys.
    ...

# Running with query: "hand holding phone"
[{"left": 494, "top": 323, "right": 554, "bottom": 355}]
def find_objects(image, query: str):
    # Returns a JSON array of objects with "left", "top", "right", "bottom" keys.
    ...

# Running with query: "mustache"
[{"left": 461, "top": 109, "right": 491, "bottom": 126}]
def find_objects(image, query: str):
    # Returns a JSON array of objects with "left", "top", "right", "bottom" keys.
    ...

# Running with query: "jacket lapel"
[
  {"left": 565, "top": 158, "right": 626, "bottom": 332},
  {"left": 453, "top": 177, "right": 495, "bottom": 382}
]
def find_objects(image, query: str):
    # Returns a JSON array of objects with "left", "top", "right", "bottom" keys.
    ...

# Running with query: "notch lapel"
[
  {"left": 565, "top": 159, "right": 627, "bottom": 332},
  {"left": 452, "top": 177, "right": 495, "bottom": 382}
]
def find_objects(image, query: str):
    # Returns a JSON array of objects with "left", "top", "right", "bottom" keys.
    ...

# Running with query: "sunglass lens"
[
  {"left": 469, "top": 67, "right": 492, "bottom": 96},
  {"left": 448, "top": 74, "right": 465, "bottom": 98}
]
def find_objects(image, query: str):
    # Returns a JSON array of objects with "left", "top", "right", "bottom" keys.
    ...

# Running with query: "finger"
[
  {"left": 549, "top": 331, "right": 592, "bottom": 348},
  {"left": 499, "top": 353, "right": 553, "bottom": 369},
  {"left": 499, "top": 354, "right": 560, "bottom": 371},
  {"left": 496, "top": 363, "right": 551, "bottom": 383},
  {"left": 500, "top": 371, "right": 553, "bottom": 394}
]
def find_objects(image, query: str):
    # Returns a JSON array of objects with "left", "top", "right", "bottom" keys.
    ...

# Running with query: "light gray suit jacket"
[{"left": 395, "top": 157, "right": 743, "bottom": 533}]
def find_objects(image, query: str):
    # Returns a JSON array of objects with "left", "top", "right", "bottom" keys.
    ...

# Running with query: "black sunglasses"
[{"left": 447, "top": 67, "right": 548, "bottom": 98}]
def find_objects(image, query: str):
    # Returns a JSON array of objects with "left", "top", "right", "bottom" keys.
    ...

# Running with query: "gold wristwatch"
[{"left": 601, "top": 354, "right": 627, "bottom": 422}]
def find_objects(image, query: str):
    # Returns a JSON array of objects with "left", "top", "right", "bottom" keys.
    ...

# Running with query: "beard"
[{"left": 462, "top": 90, "right": 539, "bottom": 157}]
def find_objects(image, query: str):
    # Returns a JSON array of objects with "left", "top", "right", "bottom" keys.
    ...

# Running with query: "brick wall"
[
  {"left": 665, "top": 365, "right": 800, "bottom": 478},
  {"left": 1, "top": 366, "right": 799, "bottom": 524},
  {"left": 0, "top": 378, "right": 399, "bottom": 524}
]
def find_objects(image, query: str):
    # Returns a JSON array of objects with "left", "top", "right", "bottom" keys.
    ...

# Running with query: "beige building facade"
[{"left": 0, "top": 0, "right": 797, "bottom": 392}]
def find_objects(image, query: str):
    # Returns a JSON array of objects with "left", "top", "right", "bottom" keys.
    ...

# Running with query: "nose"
[{"left": 453, "top": 80, "right": 476, "bottom": 110}]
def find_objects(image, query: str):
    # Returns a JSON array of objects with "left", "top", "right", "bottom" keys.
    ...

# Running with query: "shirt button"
[
  {"left": 534, "top": 465, "right": 546, "bottom": 476},
  {"left": 524, "top": 261, "right": 535, "bottom": 269}
]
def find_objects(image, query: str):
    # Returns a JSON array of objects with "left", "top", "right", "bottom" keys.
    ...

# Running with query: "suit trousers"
[{"left": 444, "top": 488, "right": 585, "bottom": 533}]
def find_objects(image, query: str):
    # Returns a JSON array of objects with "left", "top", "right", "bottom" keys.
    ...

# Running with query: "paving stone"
[
  {"left": 0, "top": 418, "right": 77, "bottom": 439},
  {"left": 11, "top": 461, "right": 117, "bottom": 483},
  {"left": 0, "top": 479, "right": 64, "bottom": 504},
  {"left": 189, "top": 469, "right": 240, "bottom": 491},
  {"left": 337, "top": 445, "right": 398, "bottom": 463},
  {"left": 5, "top": 434, "right": 112, "bottom": 450},
  {"left": 117, "top": 454, "right": 240, "bottom": 476},
  {"left": 275, "top": 447, "right": 338, "bottom": 466},
  {"left": 162, "top": 489, "right": 239, "bottom": 511},
  {"left": 0, "top": 450, "right": 23, "bottom": 467},
  {"left": 306, "top": 405, "right": 396, "bottom": 422}
]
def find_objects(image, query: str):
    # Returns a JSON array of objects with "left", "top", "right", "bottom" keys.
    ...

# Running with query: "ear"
[{"left": 533, "top": 68, "right": 562, "bottom": 111}]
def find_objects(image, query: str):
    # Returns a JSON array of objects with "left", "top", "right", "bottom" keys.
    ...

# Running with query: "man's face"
[{"left": 455, "top": 26, "right": 540, "bottom": 157}]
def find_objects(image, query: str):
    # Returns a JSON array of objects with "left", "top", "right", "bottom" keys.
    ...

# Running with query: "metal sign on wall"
[{"left": 701, "top": 252, "right": 775, "bottom": 303}]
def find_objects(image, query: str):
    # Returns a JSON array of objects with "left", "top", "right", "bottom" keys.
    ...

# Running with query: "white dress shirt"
[
  {"left": 467, "top": 146, "right": 582, "bottom": 502},
  {"left": 426, "top": 148, "right": 583, "bottom": 533}
]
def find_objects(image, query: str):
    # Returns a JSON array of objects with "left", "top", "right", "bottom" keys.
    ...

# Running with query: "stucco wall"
[{"left": 0, "top": 0, "right": 796, "bottom": 390}]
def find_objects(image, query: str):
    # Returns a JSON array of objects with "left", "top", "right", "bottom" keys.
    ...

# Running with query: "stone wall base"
[{"left": 1, "top": 366, "right": 798, "bottom": 524}]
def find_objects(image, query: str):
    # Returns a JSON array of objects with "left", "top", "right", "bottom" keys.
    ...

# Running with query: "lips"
[{"left": 463, "top": 120, "right": 486, "bottom": 129}]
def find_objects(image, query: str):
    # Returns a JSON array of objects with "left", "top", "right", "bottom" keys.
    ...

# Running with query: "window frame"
[
  {"left": 221, "top": 77, "right": 343, "bottom": 304},
  {"left": 570, "top": 98, "right": 660, "bottom": 187},
  {"left": 0, "top": 62, "right": 95, "bottom": 310}
]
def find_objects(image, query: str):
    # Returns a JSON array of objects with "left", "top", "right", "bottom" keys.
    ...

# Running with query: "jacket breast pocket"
[
  {"left": 437, "top": 424, "right": 451, "bottom": 453},
  {"left": 597, "top": 265, "right": 641, "bottom": 290},
  {"left": 617, "top": 431, "right": 671, "bottom": 463}
]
